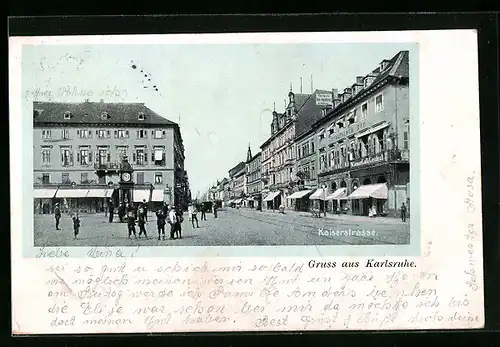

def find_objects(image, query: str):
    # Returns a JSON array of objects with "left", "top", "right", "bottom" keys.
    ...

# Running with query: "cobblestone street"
[{"left": 34, "top": 207, "right": 410, "bottom": 247}]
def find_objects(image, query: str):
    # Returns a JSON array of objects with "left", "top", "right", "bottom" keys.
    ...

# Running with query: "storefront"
[
  {"left": 309, "top": 188, "right": 329, "bottom": 213},
  {"left": 286, "top": 189, "right": 313, "bottom": 211},
  {"left": 326, "top": 187, "right": 347, "bottom": 214},
  {"left": 33, "top": 188, "right": 58, "bottom": 214},
  {"left": 344, "top": 182, "right": 388, "bottom": 216},
  {"left": 263, "top": 191, "right": 281, "bottom": 210}
]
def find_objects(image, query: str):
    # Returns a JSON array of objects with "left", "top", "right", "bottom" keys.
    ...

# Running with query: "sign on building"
[{"left": 316, "top": 93, "right": 333, "bottom": 106}]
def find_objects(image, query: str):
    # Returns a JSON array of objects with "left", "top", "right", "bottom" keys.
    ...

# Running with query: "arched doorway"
[
  {"left": 363, "top": 178, "right": 372, "bottom": 185},
  {"left": 340, "top": 180, "right": 347, "bottom": 188},
  {"left": 331, "top": 182, "right": 337, "bottom": 191},
  {"left": 377, "top": 175, "right": 387, "bottom": 184}
]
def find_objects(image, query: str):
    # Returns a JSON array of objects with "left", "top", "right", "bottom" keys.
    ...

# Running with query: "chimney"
[
  {"left": 344, "top": 88, "right": 352, "bottom": 99},
  {"left": 332, "top": 88, "right": 339, "bottom": 100},
  {"left": 380, "top": 59, "right": 391, "bottom": 71}
]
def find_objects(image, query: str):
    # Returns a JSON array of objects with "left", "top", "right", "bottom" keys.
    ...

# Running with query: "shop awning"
[
  {"left": 33, "top": 188, "right": 58, "bottom": 199},
  {"left": 346, "top": 183, "right": 388, "bottom": 200},
  {"left": 105, "top": 189, "right": 114, "bottom": 197},
  {"left": 233, "top": 198, "right": 242, "bottom": 204},
  {"left": 355, "top": 121, "right": 390, "bottom": 138},
  {"left": 287, "top": 190, "right": 313, "bottom": 199},
  {"left": 86, "top": 189, "right": 108, "bottom": 198},
  {"left": 263, "top": 191, "right": 280, "bottom": 201},
  {"left": 326, "top": 188, "right": 347, "bottom": 200},
  {"left": 151, "top": 189, "right": 164, "bottom": 202},
  {"left": 133, "top": 189, "right": 151, "bottom": 202},
  {"left": 309, "top": 188, "right": 328, "bottom": 200},
  {"left": 56, "top": 189, "right": 90, "bottom": 198}
]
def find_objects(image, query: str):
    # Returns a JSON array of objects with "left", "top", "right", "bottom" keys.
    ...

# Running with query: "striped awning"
[
  {"left": 133, "top": 189, "right": 151, "bottom": 202},
  {"left": 326, "top": 188, "right": 347, "bottom": 200},
  {"left": 151, "top": 189, "right": 164, "bottom": 202},
  {"left": 263, "top": 191, "right": 280, "bottom": 201},
  {"left": 233, "top": 198, "right": 242, "bottom": 204},
  {"left": 309, "top": 188, "right": 328, "bottom": 200},
  {"left": 56, "top": 189, "right": 90, "bottom": 198},
  {"left": 33, "top": 188, "right": 58, "bottom": 199},
  {"left": 346, "top": 183, "right": 388, "bottom": 200},
  {"left": 287, "top": 190, "right": 313, "bottom": 199}
]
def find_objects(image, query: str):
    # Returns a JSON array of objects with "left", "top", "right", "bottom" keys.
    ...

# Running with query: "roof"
[
  {"left": 33, "top": 101, "right": 177, "bottom": 127},
  {"left": 294, "top": 89, "right": 333, "bottom": 138},
  {"left": 312, "top": 50, "right": 409, "bottom": 129},
  {"left": 228, "top": 161, "right": 246, "bottom": 177}
]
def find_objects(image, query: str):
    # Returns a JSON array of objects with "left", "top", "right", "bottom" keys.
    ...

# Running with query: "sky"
[{"left": 22, "top": 41, "right": 415, "bottom": 196}]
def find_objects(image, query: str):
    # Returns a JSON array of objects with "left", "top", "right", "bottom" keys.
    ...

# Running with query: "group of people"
[{"left": 52, "top": 199, "right": 221, "bottom": 241}]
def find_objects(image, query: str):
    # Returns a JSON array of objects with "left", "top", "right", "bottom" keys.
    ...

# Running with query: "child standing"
[
  {"left": 156, "top": 209, "right": 166, "bottom": 240},
  {"left": 127, "top": 210, "right": 137, "bottom": 239}
]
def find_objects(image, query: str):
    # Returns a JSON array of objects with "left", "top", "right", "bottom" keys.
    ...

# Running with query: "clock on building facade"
[{"left": 118, "top": 159, "right": 134, "bottom": 204}]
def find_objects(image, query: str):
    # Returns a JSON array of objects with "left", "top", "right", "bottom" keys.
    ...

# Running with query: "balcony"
[{"left": 94, "top": 161, "right": 122, "bottom": 172}]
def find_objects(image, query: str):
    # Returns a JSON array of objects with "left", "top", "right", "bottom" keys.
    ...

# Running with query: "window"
[
  {"left": 361, "top": 103, "right": 368, "bottom": 119},
  {"left": 78, "top": 148, "right": 90, "bottom": 165},
  {"left": 77, "top": 129, "right": 91, "bottom": 139},
  {"left": 97, "top": 130, "right": 108, "bottom": 138},
  {"left": 134, "top": 148, "right": 147, "bottom": 165},
  {"left": 41, "top": 147, "right": 51, "bottom": 165},
  {"left": 42, "top": 173, "right": 50, "bottom": 184},
  {"left": 81, "top": 172, "right": 88, "bottom": 183},
  {"left": 337, "top": 120, "right": 344, "bottom": 128},
  {"left": 137, "top": 172, "right": 145, "bottom": 184},
  {"left": 116, "top": 130, "right": 128, "bottom": 139},
  {"left": 155, "top": 172, "right": 163, "bottom": 184},
  {"left": 328, "top": 126, "right": 335, "bottom": 135},
  {"left": 319, "top": 132, "right": 325, "bottom": 140},
  {"left": 61, "top": 173, "right": 70, "bottom": 184},
  {"left": 98, "top": 176, "right": 106, "bottom": 184},
  {"left": 41, "top": 130, "right": 52, "bottom": 139},
  {"left": 152, "top": 147, "right": 166, "bottom": 166},
  {"left": 311, "top": 142, "right": 315, "bottom": 153},
  {"left": 375, "top": 94, "right": 384, "bottom": 113},
  {"left": 60, "top": 148, "right": 73, "bottom": 167},
  {"left": 117, "top": 146, "right": 128, "bottom": 161},
  {"left": 64, "top": 112, "right": 72, "bottom": 120},
  {"left": 154, "top": 130, "right": 162, "bottom": 139},
  {"left": 403, "top": 129, "right": 409, "bottom": 150},
  {"left": 137, "top": 129, "right": 147, "bottom": 139},
  {"left": 138, "top": 113, "right": 145, "bottom": 121},
  {"left": 61, "top": 129, "right": 70, "bottom": 139}
]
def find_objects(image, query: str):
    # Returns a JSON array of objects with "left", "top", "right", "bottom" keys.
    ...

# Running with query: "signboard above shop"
[{"left": 316, "top": 93, "right": 333, "bottom": 106}]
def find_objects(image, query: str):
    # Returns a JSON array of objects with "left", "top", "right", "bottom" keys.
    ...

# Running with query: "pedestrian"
[
  {"left": 189, "top": 204, "right": 199, "bottom": 228},
  {"left": 127, "top": 209, "right": 137, "bottom": 239},
  {"left": 142, "top": 199, "right": 148, "bottom": 222},
  {"left": 400, "top": 203, "right": 407, "bottom": 222},
  {"left": 72, "top": 214, "right": 81, "bottom": 239},
  {"left": 156, "top": 209, "right": 166, "bottom": 240},
  {"left": 108, "top": 199, "right": 114, "bottom": 223},
  {"left": 201, "top": 204, "right": 207, "bottom": 221},
  {"left": 175, "top": 207, "right": 184, "bottom": 239},
  {"left": 54, "top": 203, "right": 61, "bottom": 230},
  {"left": 137, "top": 207, "right": 148, "bottom": 238},
  {"left": 213, "top": 205, "right": 218, "bottom": 218},
  {"left": 162, "top": 202, "right": 169, "bottom": 216},
  {"left": 118, "top": 203, "right": 125, "bottom": 222},
  {"left": 168, "top": 205, "right": 178, "bottom": 240}
]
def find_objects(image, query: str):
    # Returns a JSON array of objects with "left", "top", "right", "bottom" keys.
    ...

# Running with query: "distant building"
[
  {"left": 245, "top": 146, "right": 262, "bottom": 209},
  {"left": 228, "top": 161, "right": 246, "bottom": 205},
  {"left": 32, "top": 100, "right": 188, "bottom": 213},
  {"left": 311, "top": 50, "right": 410, "bottom": 216}
]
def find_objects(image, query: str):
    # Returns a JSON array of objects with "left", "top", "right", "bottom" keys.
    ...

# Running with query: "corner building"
[
  {"left": 312, "top": 50, "right": 410, "bottom": 216},
  {"left": 32, "top": 100, "right": 188, "bottom": 213}
]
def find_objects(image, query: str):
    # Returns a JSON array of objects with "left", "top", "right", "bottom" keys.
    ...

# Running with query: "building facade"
[
  {"left": 33, "top": 100, "right": 189, "bottom": 213},
  {"left": 228, "top": 161, "right": 246, "bottom": 204},
  {"left": 312, "top": 50, "right": 410, "bottom": 216},
  {"left": 261, "top": 89, "right": 331, "bottom": 210},
  {"left": 293, "top": 128, "right": 318, "bottom": 211},
  {"left": 245, "top": 148, "right": 262, "bottom": 209}
]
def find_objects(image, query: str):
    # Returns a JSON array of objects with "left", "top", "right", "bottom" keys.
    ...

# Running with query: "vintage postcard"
[{"left": 10, "top": 29, "right": 484, "bottom": 334}]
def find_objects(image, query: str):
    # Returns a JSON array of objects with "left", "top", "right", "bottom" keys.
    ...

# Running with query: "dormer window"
[
  {"left": 100, "top": 112, "right": 109, "bottom": 120},
  {"left": 138, "top": 112, "right": 145, "bottom": 121},
  {"left": 63, "top": 111, "right": 72, "bottom": 120}
]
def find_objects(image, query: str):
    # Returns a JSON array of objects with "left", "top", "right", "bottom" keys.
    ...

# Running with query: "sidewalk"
[{"left": 235, "top": 207, "right": 409, "bottom": 225}]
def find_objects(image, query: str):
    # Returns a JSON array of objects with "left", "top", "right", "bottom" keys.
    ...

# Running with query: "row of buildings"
[
  {"left": 33, "top": 100, "right": 191, "bottom": 214},
  {"left": 204, "top": 50, "right": 410, "bottom": 217}
]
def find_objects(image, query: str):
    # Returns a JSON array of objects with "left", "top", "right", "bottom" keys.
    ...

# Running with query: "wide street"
[
  {"left": 33, "top": 207, "right": 410, "bottom": 247},
  {"left": 34, "top": 208, "right": 410, "bottom": 247}
]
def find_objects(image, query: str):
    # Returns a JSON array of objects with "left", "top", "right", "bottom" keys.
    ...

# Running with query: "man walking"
[
  {"left": 168, "top": 205, "right": 178, "bottom": 240},
  {"left": 189, "top": 204, "right": 199, "bottom": 228},
  {"left": 400, "top": 203, "right": 407, "bottom": 222},
  {"left": 213, "top": 205, "right": 218, "bottom": 218},
  {"left": 54, "top": 203, "right": 61, "bottom": 230}
]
